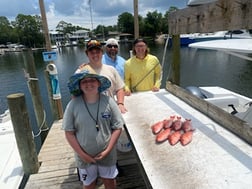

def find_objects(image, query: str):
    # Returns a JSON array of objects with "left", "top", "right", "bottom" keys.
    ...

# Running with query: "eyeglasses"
[
  {"left": 107, "top": 44, "right": 118, "bottom": 49},
  {"left": 135, "top": 45, "right": 146, "bottom": 48},
  {"left": 81, "top": 78, "right": 98, "bottom": 84}
]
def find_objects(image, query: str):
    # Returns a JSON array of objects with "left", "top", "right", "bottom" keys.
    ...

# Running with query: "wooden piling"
[
  {"left": 23, "top": 49, "right": 49, "bottom": 144},
  {"left": 39, "top": 0, "right": 63, "bottom": 120},
  {"left": 171, "top": 34, "right": 180, "bottom": 85},
  {"left": 7, "top": 93, "right": 40, "bottom": 174}
]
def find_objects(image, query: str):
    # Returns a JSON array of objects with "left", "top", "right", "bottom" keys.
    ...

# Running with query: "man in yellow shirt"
[{"left": 124, "top": 38, "right": 162, "bottom": 96}]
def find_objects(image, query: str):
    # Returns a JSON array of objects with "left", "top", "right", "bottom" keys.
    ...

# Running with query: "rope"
[
  {"left": 131, "top": 62, "right": 160, "bottom": 92},
  {"left": 23, "top": 69, "right": 38, "bottom": 81},
  {"left": 161, "top": 34, "right": 170, "bottom": 68},
  {"left": 23, "top": 69, "right": 49, "bottom": 138},
  {"left": 160, "top": 34, "right": 170, "bottom": 85},
  {"left": 165, "top": 35, "right": 173, "bottom": 81},
  {"left": 32, "top": 110, "right": 49, "bottom": 138}
]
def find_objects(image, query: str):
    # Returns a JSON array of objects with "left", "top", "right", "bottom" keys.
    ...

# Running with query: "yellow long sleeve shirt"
[{"left": 124, "top": 54, "right": 162, "bottom": 92}]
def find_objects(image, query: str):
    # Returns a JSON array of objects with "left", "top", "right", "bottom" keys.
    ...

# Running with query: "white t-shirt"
[{"left": 75, "top": 63, "right": 124, "bottom": 98}]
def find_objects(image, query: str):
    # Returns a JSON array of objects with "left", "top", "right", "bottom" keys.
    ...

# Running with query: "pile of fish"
[{"left": 151, "top": 115, "right": 195, "bottom": 146}]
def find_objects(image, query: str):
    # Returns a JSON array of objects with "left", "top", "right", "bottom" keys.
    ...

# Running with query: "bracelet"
[{"left": 117, "top": 103, "right": 124, "bottom": 105}]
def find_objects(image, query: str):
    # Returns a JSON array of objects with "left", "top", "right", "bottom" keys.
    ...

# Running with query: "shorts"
[{"left": 78, "top": 164, "right": 118, "bottom": 186}]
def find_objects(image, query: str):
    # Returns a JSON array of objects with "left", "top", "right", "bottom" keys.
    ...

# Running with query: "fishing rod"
[
  {"left": 131, "top": 35, "right": 171, "bottom": 91},
  {"left": 160, "top": 34, "right": 171, "bottom": 83}
]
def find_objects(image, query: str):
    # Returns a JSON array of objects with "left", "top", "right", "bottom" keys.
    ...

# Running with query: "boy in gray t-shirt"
[{"left": 62, "top": 70, "right": 123, "bottom": 189}]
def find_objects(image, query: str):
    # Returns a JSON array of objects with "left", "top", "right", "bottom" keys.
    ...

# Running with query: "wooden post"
[
  {"left": 7, "top": 93, "right": 40, "bottom": 174},
  {"left": 39, "top": 0, "right": 63, "bottom": 120},
  {"left": 23, "top": 49, "right": 49, "bottom": 144},
  {"left": 171, "top": 34, "right": 180, "bottom": 85},
  {"left": 39, "top": 0, "right": 51, "bottom": 51},
  {"left": 44, "top": 70, "right": 63, "bottom": 120},
  {"left": 134, "top": 0, "right": 139, "bottom": 39}
]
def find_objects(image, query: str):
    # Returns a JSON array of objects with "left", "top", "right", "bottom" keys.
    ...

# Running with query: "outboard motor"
[{"left": 185, "top": 86, "right": 207, "bottom": 99}]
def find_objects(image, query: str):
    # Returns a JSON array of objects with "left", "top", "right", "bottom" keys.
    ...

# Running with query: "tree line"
[{"left": 0, "top": 7, "right": 178, "bottom": 48}]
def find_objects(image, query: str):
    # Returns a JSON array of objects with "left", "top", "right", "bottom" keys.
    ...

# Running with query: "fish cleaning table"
[{"left": 122, "top": 89, "right": 252, "bottom": 189}]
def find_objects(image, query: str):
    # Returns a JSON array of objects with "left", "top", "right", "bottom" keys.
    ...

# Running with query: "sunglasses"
[{"left": 107, "top": 44, "right": 118, "bottom": 49}]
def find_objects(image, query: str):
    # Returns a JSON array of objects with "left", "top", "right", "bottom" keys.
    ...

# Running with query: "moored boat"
[
  {"left": 0, "top": 109, "right": 24, "bottom": 189},
  {"left": 186, "top": 86, "right": 252, "bottom": 125},
  {"left": 187, "top": 0, "right": 217, "bottom": 6}
]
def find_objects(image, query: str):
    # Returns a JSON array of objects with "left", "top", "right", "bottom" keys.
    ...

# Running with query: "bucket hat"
[{"left": 67, "top": 69, "right": 111, "bottom": 96}]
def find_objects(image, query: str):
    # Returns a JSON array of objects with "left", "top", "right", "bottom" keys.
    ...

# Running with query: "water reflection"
[{"left": 1, "top": 44, "right": 252, "bottom": 123}]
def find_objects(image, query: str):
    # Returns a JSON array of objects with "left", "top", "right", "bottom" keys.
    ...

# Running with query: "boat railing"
[
  {"left": 0, "top": 110, "right": 11, "bottom": 123},
  {"left": 236, "top": 102, "right": 252, "bottom": 125}
]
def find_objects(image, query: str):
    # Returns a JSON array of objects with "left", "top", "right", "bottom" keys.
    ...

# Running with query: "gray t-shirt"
[{"left": 62, "top": 94, "right": 123, "bottom": 168}]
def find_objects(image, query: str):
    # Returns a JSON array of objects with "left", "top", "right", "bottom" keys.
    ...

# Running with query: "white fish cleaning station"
[{"left": 122, "top": 89, "right": 252, "bottom": 189}]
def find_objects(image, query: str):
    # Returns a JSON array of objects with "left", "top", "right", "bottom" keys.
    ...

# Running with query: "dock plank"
[{"left": 25, "top": 120, "right": 147, "bottom": 189}]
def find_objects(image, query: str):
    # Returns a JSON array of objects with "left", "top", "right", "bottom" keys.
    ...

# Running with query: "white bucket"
[{"left": 117, "top": 129, "right": 132, "bottom": 152}]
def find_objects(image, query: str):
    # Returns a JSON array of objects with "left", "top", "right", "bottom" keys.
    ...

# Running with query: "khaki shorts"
[{"left": 78, "top": 164, "right": 118, "bottom": 186}]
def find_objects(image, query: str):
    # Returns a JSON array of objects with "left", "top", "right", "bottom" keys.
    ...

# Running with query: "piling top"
[{"left": 7, "top": 93, "right": 24, "bottom": 99}]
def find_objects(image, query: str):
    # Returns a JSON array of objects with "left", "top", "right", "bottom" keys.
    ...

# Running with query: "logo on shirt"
[{"left": 101, "top": 112, "right": 111, "bottom": 118}]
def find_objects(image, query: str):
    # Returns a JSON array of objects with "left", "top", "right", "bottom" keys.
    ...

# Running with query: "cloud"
[{"left": 0, "top": 0, "right": 187, "bottom": 30}]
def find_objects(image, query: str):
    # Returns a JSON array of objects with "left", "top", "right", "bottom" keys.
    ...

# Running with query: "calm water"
[{"left": 1, "top": 43, "right": 252, "bottom": 146}]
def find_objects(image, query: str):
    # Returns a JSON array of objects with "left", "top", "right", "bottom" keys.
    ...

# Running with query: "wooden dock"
[{"left": 25, "top": 120, "right": 147, "bottom": 189}]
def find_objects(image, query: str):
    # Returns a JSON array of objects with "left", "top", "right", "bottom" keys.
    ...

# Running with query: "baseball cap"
[
  {"left": 105, "top": 38, "right": 119, "bottom": 47},
  {"left": 86, "top": 39, "right": 102, "bottom": 50}
]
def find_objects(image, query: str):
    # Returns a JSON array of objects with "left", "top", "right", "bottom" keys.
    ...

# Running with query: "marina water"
[{"left": 1, "top": 42, "right": 252, "bottom": 149}]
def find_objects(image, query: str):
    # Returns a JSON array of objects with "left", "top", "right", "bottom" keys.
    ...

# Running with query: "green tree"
[
  {"left": 56, "top": 20, "right": 90, "bottom": 41},
  {"left": 163, "top": 7, "right": 179, "bottom": 34},
  {"left": 0, "top": 16, "right": 13, "bottom": 44},
  {"left": 117, "top": 12, "right": 134, "bottom": 34},
  {"left": 13, "top": 14, "right": 44, "bottom": 47},
  {"left": 143, "top": 11, "right": 163, "bottom": 38},
  {"left": 56, "top": 20, "right": 74, "bottom": 39},
  {"left": 138, "top": 15, "right": 144, "bottom": 37}
]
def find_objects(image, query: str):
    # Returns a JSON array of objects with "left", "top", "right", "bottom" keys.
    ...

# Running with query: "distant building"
[
  {"left": 118, "top": 33, "right": 134, "bottom": 43},
  {"left": 50, "top": 30, "right": 90, "bottom": 46},
  {"left": 50, "top": 31, "right": 64, "bottom": 43},
  {"left": 68, "top": 30, "right": 89, "bottom": 42},
  {"left": 107, "top": 31, "right": 120, "bottom": 40}
]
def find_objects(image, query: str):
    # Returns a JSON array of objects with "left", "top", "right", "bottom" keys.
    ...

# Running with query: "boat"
[
  {"left": 189, "top": 38, "right": 252, "bottom": 61},
  {"left": 192, "top": 30, "right": 252, "bottom": 42},
  {"left": 51, "top": 45, "right": 58, "bottom": 49},
  {"left": 118, "top": 33, "right": 134, "bottom": 43},
  {"left": 176, "top": 30, "right": 252, "bottom": 46},
  {"left": 0, "top": 109, "right": 24, "bottom": 189},
  {"left": 175, "top": 0, "right": 251, "bottom": 46},
  {"left": 185, "top": 86, "right": 252, "bottom": 125},
  {"left": 187, "top": 35, "right": 252, "bottom": 124},
  {"left": 187, "top": 0, "right": 218, "bottom": 6}
]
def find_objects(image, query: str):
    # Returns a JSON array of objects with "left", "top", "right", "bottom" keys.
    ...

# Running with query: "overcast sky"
[{"left": 0, "top": 0, "right": 188, "bottom": 30}]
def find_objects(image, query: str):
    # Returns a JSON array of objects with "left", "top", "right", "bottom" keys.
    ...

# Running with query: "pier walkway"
[
  {"left": 25, "top": 120, "right": 147, "bottom": 189},
  {"left": 24, "top": 89, "right": 252, "bottom": 188}
]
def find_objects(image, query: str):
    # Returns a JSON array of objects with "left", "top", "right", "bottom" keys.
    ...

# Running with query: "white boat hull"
[
  {"left": 186, "top": 86, "right": 252, "bottom": 125},
  {"left": 0, "top": 110, "right": 24, "bottom": 189}
]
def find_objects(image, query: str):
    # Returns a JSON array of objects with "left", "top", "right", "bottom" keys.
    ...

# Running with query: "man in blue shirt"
[{"left": 102, "top": 38, "right": 126, "bottom": 79}]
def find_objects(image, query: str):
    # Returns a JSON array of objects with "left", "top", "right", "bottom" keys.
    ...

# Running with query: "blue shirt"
[{"left": 102, "top": 53, "right": 125, "bottom": 80}]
